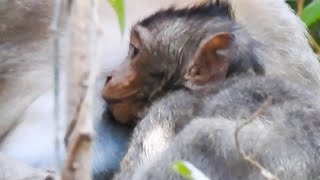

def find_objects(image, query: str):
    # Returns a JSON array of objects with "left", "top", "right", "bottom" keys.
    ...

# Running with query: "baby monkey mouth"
[
  {"left": 104, "top": 97, "right": 123, "bottom": 105},
  {"left": 103, "top": 92, "right": 142, "bottom": 105},
  {"left": 104, "top": 95, "right": 148, "bottom": 124}
]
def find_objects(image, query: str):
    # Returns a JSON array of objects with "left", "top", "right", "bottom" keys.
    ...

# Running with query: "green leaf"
[
  {"left": 172, "top": 161, "right": 193, "bottom": 180},
  {"left": 172, "top": 160, "right": 211, "bottom": 180},
  {"left": 108, "top": 0, "right": 125, "bottom": 34},
  {"left": 301, "top": 0, "right": 320, "bottom": 27}
]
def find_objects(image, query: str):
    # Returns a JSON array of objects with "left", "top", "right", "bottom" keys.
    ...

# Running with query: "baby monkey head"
[{"left": 102, "top": 2, "right": 264, "bottom": 124}]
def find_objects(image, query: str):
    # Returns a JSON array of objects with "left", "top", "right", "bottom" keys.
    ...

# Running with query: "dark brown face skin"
[{"left": 102, "top": 31, "right": 148, "bottom": 124}]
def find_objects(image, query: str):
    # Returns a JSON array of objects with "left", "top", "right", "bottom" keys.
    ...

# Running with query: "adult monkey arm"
[{"left": 0, "top": 0, "right": 54, "bottom": 139}]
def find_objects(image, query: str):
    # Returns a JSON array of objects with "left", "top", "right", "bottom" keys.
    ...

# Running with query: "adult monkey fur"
[
  {"left": 103, "top": 2, "right": 320, "bottom": 179},
  {"left": 0, "top": 0, "right": 319, "bottom": 179}
]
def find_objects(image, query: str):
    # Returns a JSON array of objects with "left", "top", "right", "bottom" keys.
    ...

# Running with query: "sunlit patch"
[{"left": 143, "top": 126, "right": 172, "bottom": 160}]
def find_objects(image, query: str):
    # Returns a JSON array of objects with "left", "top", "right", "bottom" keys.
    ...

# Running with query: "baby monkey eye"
[{"left": 129, "top": 43, "right": 139, "bottom": 59}]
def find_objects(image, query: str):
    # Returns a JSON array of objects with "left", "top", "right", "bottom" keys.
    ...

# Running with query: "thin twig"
[
  {"left": 297, "top": 0, "right": 305, "bottom": 16},
  {"left": 234, "top": 96, "right": 280, "bottom": 180},
  {"left": 307, "top": 33, "right": 320, "bottom": 56}
]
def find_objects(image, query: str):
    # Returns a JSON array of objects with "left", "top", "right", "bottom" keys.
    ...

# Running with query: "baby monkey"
[{"left": 105, "top": 2, "right": 320, "bottom": 180}]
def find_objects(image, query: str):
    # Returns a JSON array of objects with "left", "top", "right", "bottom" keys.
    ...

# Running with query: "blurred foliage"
[
  {"left": 301, "top": 0, "right": 320, "bottom": 27},
  {"left": 172, "top": 161, "right": 193, "bottom": 179},
  {"left": 172, "top": 161, "right": 210, "bottom": 180},
  {"left": 287, "top": 0, "right": 320, "bottom": 50},
  {"left": 107, "top": 0, "right": 125, "bottom": 34}
]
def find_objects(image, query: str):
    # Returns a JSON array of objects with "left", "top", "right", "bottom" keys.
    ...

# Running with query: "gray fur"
[
  {"left": 114, "top": 90, "right": 202, "bottom": 180},
  {"left": 115, "top": 76, "right": 320, "bottom": 180},
  {"left": 224, "top": 0, "right": 320, "bottom": 94}
]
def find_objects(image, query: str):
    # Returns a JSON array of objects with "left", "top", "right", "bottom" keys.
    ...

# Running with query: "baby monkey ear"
[
  {"left": 185, "top": 32, "right": 235, "bottom": 88},
  {"left": 200, "top": 32, "right": 235, "bottom": 54}
]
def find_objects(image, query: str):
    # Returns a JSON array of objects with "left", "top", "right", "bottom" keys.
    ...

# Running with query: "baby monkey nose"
[{"left": 105, "top": 75, "right": 112, "bottom": 85}]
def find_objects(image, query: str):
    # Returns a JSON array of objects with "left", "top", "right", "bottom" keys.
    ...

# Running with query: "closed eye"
[
  {"left": 149, "top": 71, "right": 165, "bottom": 79},
  {"left": 129, "top": 43, "right": 139, "bottom": 59}
]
